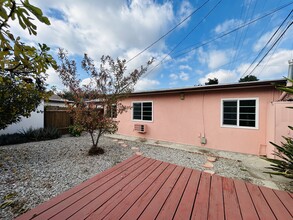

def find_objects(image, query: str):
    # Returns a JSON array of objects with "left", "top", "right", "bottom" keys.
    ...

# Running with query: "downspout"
[{"left": 279, "top": 59, "right": 293, "bottom": 100}]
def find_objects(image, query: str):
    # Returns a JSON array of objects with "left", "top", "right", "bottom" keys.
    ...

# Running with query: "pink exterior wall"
[
  {"left": 266, "top": 102, "right": 293, "bottom": 158},
  {"left": 117, "top": 87, "right": 282, "bottom": 156}
]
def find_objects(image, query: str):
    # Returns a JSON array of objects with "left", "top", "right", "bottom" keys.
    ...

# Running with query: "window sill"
[
  {"left": 132, "top": 119, "right": 153, "bottom": 123},
  {"left": 221, "top": 125, "right": 259, "bottom": 130}
]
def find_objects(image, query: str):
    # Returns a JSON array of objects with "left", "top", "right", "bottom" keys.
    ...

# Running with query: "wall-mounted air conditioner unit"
[{"left": 134, "top": 124, "right": 146, "bottom": 133}]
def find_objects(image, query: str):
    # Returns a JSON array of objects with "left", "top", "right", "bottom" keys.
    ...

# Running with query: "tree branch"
[{"left": 0, "top": 1, "right": 16, "bottom": 31}]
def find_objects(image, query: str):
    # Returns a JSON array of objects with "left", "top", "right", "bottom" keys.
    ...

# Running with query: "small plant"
[
  {"left": 0, "top": 133, "right": 27, "bottom": 146},
  {"left": 263, "top": 79, "right": 293, "bottom": 179},
  {"left": 0, "top": 127, "right": 61, "bottom": 146},
  {"left": 68, "top": 124, "right": 84, "bottom": 137},
  {"left": 263, "top": 138, "right": 293, "bottom": 179},
  {"left": 21, "top": 127, "right": 61, "bottom": 141},
  {"left": 138, "top": 137, "right": 147, "bottom": 142}
]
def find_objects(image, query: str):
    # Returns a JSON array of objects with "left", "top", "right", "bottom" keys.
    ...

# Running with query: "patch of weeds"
[
  {"left": 112, "top": 159, "right": 121, "bottom": 166},
  {"left": 138, "top": 138, "right": 147, "bottom": 143},
  {"left": 242, "top": 177, "right": 252, "bottom": 183},
  {"left": 11, "top": 199, "right": 28, "bottom": 215},
  {"left": 154, "top": 140, "right": 160, "bottom": 144},
  {"left": 42, "top": 182, "right": 53, "bottom": 189},
  {"left": 198, "top": 149, "right": 210, "bottom": 154},
  {"left": 83, "top": 168, "right": 89, "bottom": 173},
  {"left": 0, "top": 192, "right": 28, "bottom": 215}
]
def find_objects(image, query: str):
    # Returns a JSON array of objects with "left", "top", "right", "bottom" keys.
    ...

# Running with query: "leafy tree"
[
  {"left": 57, "top": 90, "right": 75, "bottom": 101},
  {"left": 239, "top": 75, "right": 259, "bottom": 82},
  {"left": 205, "top": 77, "right": 218, "bottom": 85},
  {"left": 0, "top": 0, "right": 56, "bottom": 129},
  {"left": 263, "top": 78, "right": 293, "bottom": 179},
  {"left": 57, "top": 49, "right": 153, "bottom": 155}
]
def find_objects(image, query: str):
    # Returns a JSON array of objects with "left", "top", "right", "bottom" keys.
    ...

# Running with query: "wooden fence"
[{"left": 44, "top": 110, "right": 72, "bottom": 134}]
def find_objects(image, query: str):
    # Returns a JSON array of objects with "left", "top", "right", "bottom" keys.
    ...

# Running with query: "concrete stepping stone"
[
  {"left": 112, "top": 139, "right": 119, "bottom": 142},
  {"left": 121, "top": 144, "right": 128, "bottom": 148},
  {"left": 207, "top": 156, "right": 217, "bottom": 162},
  {"left": 118, "top": 141, "right": 124, "bottom": 144},
  {"left": 202, "top": 161, "right": 214, "bottom": 168},
  {"left": 135, "top": 152, "right": 143, "bottom": 156},
  {"left": 204, "top": 170, "right": 215, "bottom": 175},
  {"left": 131, "top": 147, "right": 139, "bottom": 151}
]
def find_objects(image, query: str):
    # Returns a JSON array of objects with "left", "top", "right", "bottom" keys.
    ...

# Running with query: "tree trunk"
[{"left": 88, "top": 130, "right": 104, "bottom": 155}]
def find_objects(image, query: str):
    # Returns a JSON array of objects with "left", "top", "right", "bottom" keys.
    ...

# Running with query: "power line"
[
  {"left": 246, "top": 21, "right": 293, "bottom": 77},
  {"left": 240, "top": 10, "right": 292, "bottom": 78},
  {"left": 145, "top": 0, "right": 222, "bottom": 76},
  {"left": 230, "top": 0, "right": 258, "bottom": 70},
  {"left": 171, "top": 1, "right": 293, "bottom": 59},
  {"left": 148, "top": 1, "right": 293, "bottom": 73},
  {"left": 125, "top": 0, "right": 211, "bottom": 64}
]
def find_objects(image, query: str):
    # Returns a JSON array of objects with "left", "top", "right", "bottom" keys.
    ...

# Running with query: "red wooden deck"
[{"left": 16, "top": 155, "right": 293, "bottom": 220}]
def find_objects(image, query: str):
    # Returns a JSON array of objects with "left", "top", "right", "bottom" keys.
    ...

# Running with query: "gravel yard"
[{"left": 0, "top": 134, "right": 290, "bottom": 219}]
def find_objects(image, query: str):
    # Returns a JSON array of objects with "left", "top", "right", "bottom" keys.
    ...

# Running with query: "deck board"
[
  {"left": 208, "top": 174, "right": 225, "bottom": 220},
  {"left": 173, "top": 169, "right": 201, "bottom": 220},
  {"left": 234, "top": 179, "right": 259, "bottom": 220},
  {"left": 16, "top": 156, "right": 293, "bottom": 220},
  {"left": 138, "top": 166, "right": 184, "bottom": 220},
  {"left": 156, "top": 168, "right": 192, "bottom": 220},
  {"left": 246, "top": 182, "right": 277, "bottom": 220},
  {"left": 191, "top": 172, "right": 211, "bottom": 220}
]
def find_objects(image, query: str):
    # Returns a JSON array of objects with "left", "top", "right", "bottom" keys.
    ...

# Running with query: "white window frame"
[
  {"left": 221, "top": 98, "right": 259, "bottom": 129},
  {"left": 110, "top": 104, "right": 117, "bottom": 119},
  {"left": 132, "top": 101, "right": 153, "bottom": 122}
]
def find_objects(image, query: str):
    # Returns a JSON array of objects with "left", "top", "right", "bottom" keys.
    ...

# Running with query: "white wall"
[{"left": 0, "top": 101, "right": 44, "bottom": 135}]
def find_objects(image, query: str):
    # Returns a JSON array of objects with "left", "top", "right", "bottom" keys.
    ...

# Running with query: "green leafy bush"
[
  {"left": 0, "top": 133, "right": 27, "bottom": 146},
  {"left": 68, "top": 125, "right": 84, "bottom": 137},
  {"left": 0, "top": 127, "right": 61, "bottom": 146}
]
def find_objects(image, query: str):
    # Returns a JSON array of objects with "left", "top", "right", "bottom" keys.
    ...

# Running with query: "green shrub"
[
  {"left": 0, "top": 127, "right": 61, "bottom": 146},
  {"left": 68, "top": 125, "right": 83, "bottom": 137},
  {"left": 0, "top": 133, "right": 28, "bottom": 146},
  {"left": 263, "top": 137, "right": 293, "bottom": 179},
  {"left": 263, "top": 79, "right": 293, "bottom": 179},
  {"left": 21, "top": 127, "right": 61, "bottom": 141}
]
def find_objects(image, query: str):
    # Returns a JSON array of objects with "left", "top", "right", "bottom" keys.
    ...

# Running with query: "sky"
[{"left": 11, "top": 0, "right": 293, "bottom": 91}]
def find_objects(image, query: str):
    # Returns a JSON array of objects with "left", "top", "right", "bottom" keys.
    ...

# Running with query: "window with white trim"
[
  {"left": 132, "top": 102, "right": 152, "bottom": 121},
  {"left": 222, "top": 98, "right": 258, "bottom": 128}
]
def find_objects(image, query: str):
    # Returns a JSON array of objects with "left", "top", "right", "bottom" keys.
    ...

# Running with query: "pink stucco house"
[{"left": 117, "top": 79, "right": 293, "bottom": 157}]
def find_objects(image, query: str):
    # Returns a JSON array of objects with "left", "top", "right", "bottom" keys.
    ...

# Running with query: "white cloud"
[
  {"left": 14, "top": 0, "right": 174, "bottom": 60},
  {"left": 208, "top": 50, "right": 230, "bottom": 69},
  {"left": 179, "top": 72, "right": 189, "bottom": 81},
  {"left": 169, "top": 73, "right": 178, "bottom": 80},
  {"left": 179, "top": 65, "right": 192, "bottom": 71},
  {"left": 197, "top": 48, "right": 234, "bottom": 70},
  {"left": 45, "top": 67, "right": 65, "bottom": 91},
  {"left": 134, "top": 78, "right": 160, "bottom": 91},
  {"left": 177, "top": 0, "right": 194, "bottom": 26},
  {"left": 240, "top": 49, "right": 293, "bottom": 79},
  {"left": 199, "top": 69, "right": 237, "bottom": 84},
  {"left": 236, "top": 50, "right": 293, "bottom": 80},
  {"left": 253, "top": 29, "right": 276, "bottom": 52},
  {"left": 214, "top": 19, "right": 242, "bottom": 34},
  {"left": 169, "top": 71, "right": 189, "bottom": 82}
]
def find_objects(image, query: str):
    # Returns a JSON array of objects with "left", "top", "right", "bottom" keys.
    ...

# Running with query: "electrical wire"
[
  {"left": 240, "top": 10, "right": 293, "bottom": 78},
  {"left": 125, "top": 0, "right": 211, "bottom": 64},
  {"left": 144, "top": 0, "right": 222, "bottom": 77},
  {"left": 171, "top": 1, "right": 293, "bottom": 59},
  {"left": 246, "top": 21, "right": 293, "bottom": 77}
]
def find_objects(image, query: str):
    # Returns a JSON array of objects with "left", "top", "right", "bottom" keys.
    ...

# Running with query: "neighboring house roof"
[
  {"left": 47, "top": 94, "right": 73, "bottom": 103},
  {"left": 130, "top": 79, "right": 286, "bottom": 96}
]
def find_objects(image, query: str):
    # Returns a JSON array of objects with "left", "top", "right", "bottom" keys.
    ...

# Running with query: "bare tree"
[{"left": 57, "top": 49, "right": 152, "bottom": 155}]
